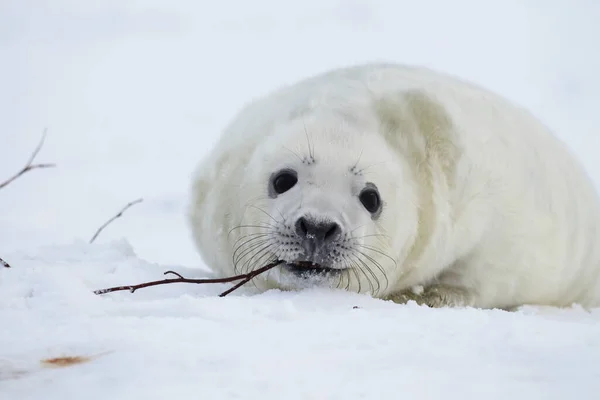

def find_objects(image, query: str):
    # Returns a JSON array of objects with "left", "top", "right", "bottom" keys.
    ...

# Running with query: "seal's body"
[{"left": 188, "top": 63, "right": 600, "bottom": 309}]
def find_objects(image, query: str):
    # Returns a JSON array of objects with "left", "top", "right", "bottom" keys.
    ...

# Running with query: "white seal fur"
[{"left": 188, "top": 63, "right": 600, "bottom": 310}]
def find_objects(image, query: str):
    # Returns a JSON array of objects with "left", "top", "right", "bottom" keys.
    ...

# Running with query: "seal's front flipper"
[{"left": 385, "top": 284, "right": 474, "bottom": 308}]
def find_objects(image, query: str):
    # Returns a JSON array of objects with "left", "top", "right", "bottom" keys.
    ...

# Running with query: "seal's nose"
[{"left": 295, "top": 216, "right": 341, "bottom": 246}]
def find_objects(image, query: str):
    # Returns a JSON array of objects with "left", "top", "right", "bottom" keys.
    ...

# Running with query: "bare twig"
[
  {"left": 0, "top": 130, "right": 55, "bottom": 270},
  {"left": 93, "top": 260, "right": 283, "bottom": 296},
  {"left": 0, "top": 129, "right": 55, "bottom": 190},
  {"left": 89, "top": 198, "right": 143, "bottom": 243}
]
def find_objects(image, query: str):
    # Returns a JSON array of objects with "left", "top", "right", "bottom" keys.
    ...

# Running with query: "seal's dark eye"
[
  {"left": 272, "top": 170, "right": 298, "bottom": 195},
  {"left": 359, "top": 187, "right": 381, "bottom": 214}
]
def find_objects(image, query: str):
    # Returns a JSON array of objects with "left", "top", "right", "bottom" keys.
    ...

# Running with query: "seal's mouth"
[{"left": 283, "top": 261, "right": 343, "bottom": 277}]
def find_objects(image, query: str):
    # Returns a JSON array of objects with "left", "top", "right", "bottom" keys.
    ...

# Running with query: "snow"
[{"left": 1, "top": 1, "right": 600, "bottom": 398}]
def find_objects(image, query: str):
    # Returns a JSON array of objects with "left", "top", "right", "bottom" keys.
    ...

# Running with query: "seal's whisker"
[
  {"left": 234, "top": 234, "right": 270, "bottom": 256},
  {"left": 357, "top": 161, "right": 389, "bottom": 174},
  {"left": 231, "top": 230, "right": 272, "bottom": 241},
  {"left": 228, "top": 224, "right": 276, "bottom": 236},
  {"left": 231, "top": 232, "right": 271, "bottom": 249},
  {"left": 355, "top": 257, "right": 374, "bottom": 293},
  {"left": 234, "top": 239, "right": 271, "bottom": 269},
  {"left": 273, "top": 207, "right": 287, "bottom": 223},
  {"left": 334, "top": 268, "right": 342, "bottom": 290},
  {"left": 233, "top": 243, "right": 270, "bottom": 275},
  {"left": 237, "top": 239, "right": 275, "bottom": 270},
  {"left": 341, "top": 254, "right": 362, "bottom": 294},
  {"left": 343, "top": 268, "right": 352, "bottom": 291},
  {"left": 352, "top": 256, "right": 372, "bottom": 294},
  {"left": 360, "top": 256, "right": 379, "bottom": 295},
  {"left": 355, "top": 244, "right": 397, "bottom": 268},
  {"left": 348, "top": 224, "right": 367, "bottom": 235},
  {"left": 350, "top": 262, "right": 362, "bottom": 294},
  {"left": 352, "top": 149, "right": 364, "bottom": 171},
  {"left": 348, "top": 233, "right": 391, "bottom": 241},
  {"left": 232, "top": 235, "right": 271, "bottom": 265},
  {"left": 355, "top": 255, "right": 390, "bottom": 293},
  {"left": 238, "top": 242, "right": 277, "bottom": 276},
  {"left": 233, "top": 239, "right": 272, "bottom": 274},
  {"left": 302, "top": 120, "right": 315, "bottom": 161},
  {"left": 244, "top": 245, "right": 280, "bottom": 290},
  {"left": 241, "top": 221, "right": 278, "bottom": 230},
  {"left": 352, "top": 248, "right": 388, "bottom": 294},
  {"left": 348, "top": 252, "right": 379, "bottom": 295},
  {"left": 332, "top": 260, "right": 348, "bottom": 291},
  {"left": 251, "top": 244, "right": 278, "bottom": 273},
  {"left": 335, "top": 269, "right": 345, "bottom": 291},
  {"left": 247, "top": 205, "right": 280, "bottom": 224},
  {"left": 282, "top": 146, "right": 304, "bottom": 163},
  {"left": 351, "top": 255, "right": 368, "bottom": 293},
  {"left": 338, "top": 259, "right": 353, "bottom": 292}
]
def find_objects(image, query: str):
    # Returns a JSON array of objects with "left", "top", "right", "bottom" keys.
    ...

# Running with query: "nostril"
[
  {"left": 298, "top": 218, "right": 308, "bottom": 236},
  {"left": 324, "top": 223, "right": 340, "bottom": 241},
  {"left": 300, "top": 219, "right": 308, "bottom": 235},
  {"left": 296, "top": 217, "right": 309, "bottom": 237}
]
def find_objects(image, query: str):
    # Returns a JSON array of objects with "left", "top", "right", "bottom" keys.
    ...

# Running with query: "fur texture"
[{"left": 188, "top": 63, "right": 600, "bottom": 310}]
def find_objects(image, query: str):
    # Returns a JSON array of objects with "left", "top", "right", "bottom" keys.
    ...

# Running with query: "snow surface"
[{"left": 1, "top": 1, "right": 600, "bottom": 399}]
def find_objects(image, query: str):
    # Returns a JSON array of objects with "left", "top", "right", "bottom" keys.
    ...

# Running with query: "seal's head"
[{"left": 228, "top": 111, "right": 419, "bottom": 296}]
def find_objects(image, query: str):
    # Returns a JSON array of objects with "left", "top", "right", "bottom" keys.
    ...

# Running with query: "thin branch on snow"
[
  {"left": 0, "top": 256, "right": 10, "bottom": 268},
  {"left": 89, "top": 198, "right": 144, "bottom": 244},
  {"left": 0, "top": 130, "right": 55, "bottom": 270},
  {"left": 0, "top": 129, "right": 56, "bottom": 190},
  {"left": 93, "top": 260, "right": 283, "bottom": 296}
]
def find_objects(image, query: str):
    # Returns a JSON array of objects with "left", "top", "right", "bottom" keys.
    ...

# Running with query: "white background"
[{"left": 1, "top": 1, "right": 599, "bottom": 399}]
